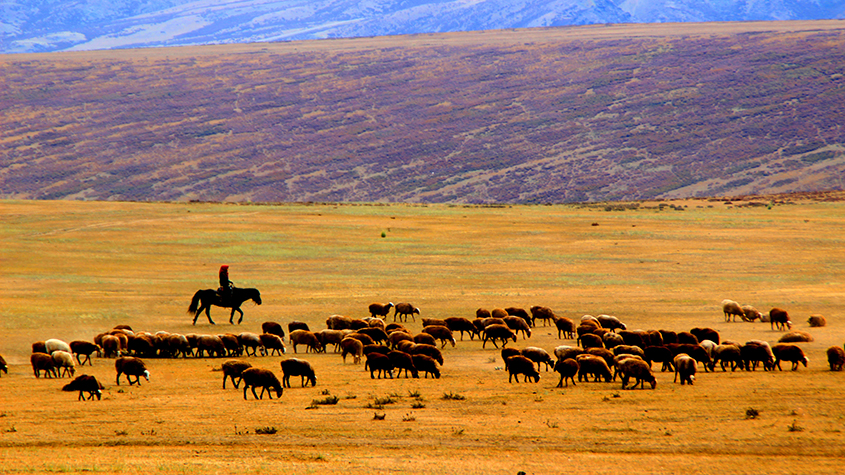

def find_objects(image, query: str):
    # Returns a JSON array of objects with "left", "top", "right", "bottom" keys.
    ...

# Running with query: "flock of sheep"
[{"left": 4, "top": 298, "right": 842, "bottom": 402}]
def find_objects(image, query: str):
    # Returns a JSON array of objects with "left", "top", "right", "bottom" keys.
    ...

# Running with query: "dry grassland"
[{"left": 1, "top": 196, "right": 844, "bottom": 474}]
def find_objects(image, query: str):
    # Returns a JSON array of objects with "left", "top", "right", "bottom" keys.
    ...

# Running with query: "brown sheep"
[
  {"left": 613, "top": 345, "right": 646, "bottom": 359},
  {"left": 165, "top": 334, "right": 191, "bottom": 358},
  {"left": 422, "top": 325, "right": 456, "bottom": 348},
  {"left": 602, "top": 332, "right": 625, "bottom": 349},
  {"left": 407, "top": 343, "right": 444, "bottom": 366},
  {"left": 346, "top": 332, "right": 376, "bottom": 346},
  {"left": 363, "top": 344, "right": 391, "bottom": 357},
  {"left": 413, "top": 333, "right": 437, "bottom": 347},
  {"left": 554, "top": 358, "right": 579, "bottom": 387},
  {"left": 388, "top": 330, "right": 414, "bottom": 349},
  {"left": 585, "top": 347, "right": 615, "bottom": 370},
  {"left": 505, "top": 307, "right": 532, "bottom": 327},
  {"left": 240, "top": 367, "right": 283, "bottom": 400},
  {"left": 340, "top": 337, "right": 364, "bottom": 364},
  {"left": 741, "top": 341, "right": 774, "bottom": 371},
  {"left": 387, "top": 351, "right": 419, "bottom": 378},
  {"left": 618, "top": 358, "right": 657, "bottom": 389},
  {"left": 222, "top": 360, "right": 252, "bottom": 389},
  {"left": 643, "top": 331, "right": 664, "bottom": 347},
  {"left": 365, "top": 317, "right": 386, "bottom": 329},
  {"left": 288, "top": 330, "right": 322, "bottom": 354},
  {"left": 0, "top": 354, "right": 6, "bottom": 377},
  {"left": 31, "top": 352, "right": 57, "bottom": 378},
  {"left": 597, "top": 315, "right": 627, "bottom": 332},
  {"left": 506, "top": 355, "right": 540, "bottom": 383},
  {"left": 482, "top": 324, "right": 517, "bottom": 349},
  {"left": 676, "top": 332, "right": 699, "bottom": 345},
  {"left": 807, "top": 315, "right": 827, "bottom": 327},
  {"left": 690, "top": 327, "right": 720, "bottom": 345},
  {"left": 101, "top": 335, "right": 122, "bottom": 358},
  {"left": 280, "top": 358, "right": 317, "bottom": 387},
  {"left": 769, "top": 308, "right": 792, "bottom": 331},
  {"left": 422, "top": 318, "right": 447, "bottom": 328},
  {"left": 490, "top": 308, "right": 509, "bottom": 319},
  {"left": 326, "top": 314, "right": 354, "bottom": 330},
  {"left": 721, "top": 299, "right": 745, "bottom": 322},
  {"left": 261, "top": 321, "right": 286, "bottom": 340},
  {"left": 365, "top": 353, "right": 394, "bottom": 379},
  {"left": 826, "top": 346, "right": 845, "bottom": 371},
  {"left": 658, "top": 330, "right": 678, "bottom": 345},
  {"left": 578, "top": 333, "right": 604, "bottom": 350},
  {"left": 355, "top": 327, "right": 390, "bottom": 346},
  {"left": 444, "top": 317, "right": 478, "bottom": 341},
  {"left": 369, "top": 302, "right": 395, "bottom": 318},
  {"left": 69, "top": 340, "right": 101, "bottom": 366},
  {"left": 554, "top": 345, "right": 584, "bottom": 362},
  {"left": 476, "top": 308, "right": 492, "bottom": 320},
  {"left": 385, "top": 323, "right": 409, "bottom": 334},
  {"left": 618, "top": 330, "right": 647, "bottom": 348},
  {"left": 288, "top": 321, "right": 310, "bottom": 333},
  {"left": 196, "top": 335, "right": 227, "bottom": 358},
  {"left": 315, "top": 329, "right": 348, "bottom": 353},
  {"left": 711, "top": 344, "right": 742, "bottom": 372},
  {"left": 115, "top": 356, "right": 149, "bottom": 385},
  {"left": 530, "top": 306, "right": 556, "bottom": 327},
  {"left": 503, "top": 316, "right": 531, "bottom": 339},
  {"left": 393, "top": 302, "right": 420, "bottom": 322},
  {"left": 480, "top": 317, "right": 507, "bottom": 328},
  {"left": 778, "top": 331, "right": 814, "bottom": 343},
  {"left": 674, "top": 354, "right": 697, "bottom": 385},
  {"left": 772, "top": 344, "right": 809, "bottom": 371},
  {"left": 31, "top": 341, "right": 47, "bottom": 354},
  {"left": 501, "top": 347, "right": 521, "bottom": 369},
  {"left": 741, "top": 304, "right": 762, "bottom": 322},
  {"left": 522, "top": 347, "right": 554, "bottom": 371},
  {"left": 62, "top": 374, "right": 104, "bottom": 401},
  {"left": 218, "top": 333, "right": 243, "bottom": 357},
  {"left": 667, "top": 343, "right": 712, "bottom": 372},
  {"left": 576, "top": 354, "right": 612, "bottom": 382},
  {"left": 412, "top": 354, "right": 441, "bottom": 379},
  {"left": 554, "top": 316, "right": 576, "bottom": 339},
  {"left": 237, "top": 332, "right": 264, "bottom": 357}
]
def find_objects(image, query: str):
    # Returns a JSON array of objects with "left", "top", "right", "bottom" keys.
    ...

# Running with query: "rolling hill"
[{"left": 2, "top": 22, "right": 845, "bottom": 203}]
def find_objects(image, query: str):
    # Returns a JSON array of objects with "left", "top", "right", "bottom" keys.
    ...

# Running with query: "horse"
[{"left": 187, "top": 287, "right": 262, "bottom": 325}]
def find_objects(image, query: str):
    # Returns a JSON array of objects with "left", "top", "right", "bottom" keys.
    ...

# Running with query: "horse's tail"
[{"left": 188, "top": 290, "right": 203, "bottom": 314}]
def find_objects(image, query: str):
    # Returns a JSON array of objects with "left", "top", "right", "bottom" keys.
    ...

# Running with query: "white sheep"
[
  {"left": 51, "top": 350, "right": 76, "bottom": 378},
  {"left": 45, "top": 338, "right": 72, "bottom": 354}
]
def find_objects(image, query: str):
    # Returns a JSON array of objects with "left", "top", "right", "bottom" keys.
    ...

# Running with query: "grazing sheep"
[
  {"left": 326, "top": 314, "right": 353, "bottom": 330},
  {"left": 506, "top": 355, "right": 540, "bottom": 383},
  {"left": 69, "top": 340, "right": 100, "bottom": 366},
  {"left": 222, "top": 360, "right": 252, "bottom": 389},
  {"left": 165, "top": 334, "right": 191, "bottom": 358},
  {"left": 240, "top": 367, "right": 283, "bottom": 400},
  {"left": 45, "top": 338, "right": 72, "bottom": 355},
  {"left": 237, "top": 332, "right": 264, "bottom": 357},
  {"left": 676, "top": 332, "right": 699, "bottom": 345},
  {"left": 690, "top": 327, "right": 720, "bottom": 345},
  {"left": 128, "top": 334, "right": 156, "bottom": 357},
  {"left": 712, "top": 344, "right": 743, "bottom": 372},
  {"left": 772, "top": 344, "right": 809, "bottom": 371},
  {"left": 826, "top": 346, "right": 845, "bottom": 371},
  {"left": 554, "top": 317, "right": 576, "bottom": 339},
  {"left": 578, "top": 333, "right": 604, "bottom": 350},
  {"left": 315, "top": 329, "right": 347, "bottom": 353},
  {"left": 618, "top": 330, "right": 647, "bottom": 349},
  {"left": 365, "top": 317, "right": 386, "bottom": 329},
  {"left": 101, "top": 335, "right": 122, "bottom": 358},
  {"left": 387, "top": 351, "right": 419, "bottom": 378},
  {"left": 586, "top": 347, "right": 615, "bottom": 370},
  {"left": 482, "top": 324, "right": 517, "bottom": 349},
  {"left": 340, "top": 337, "right": 364, "bottom": 364},
  {"left": 618, "top": 358, "right": 657, "bottom": 389},
  {"left": 115, "top": 357, "right": 150, "bottom": 385},
  {"left": 369, "top": 302, "right": 395, "bottom": 318},
  {"left": 363, "top": 344, "right": 391, "bottom": 357},
  {"left": 612, "top": 345, "right": 646, "bottom": 359},
  {"left": 288, "top": 320, "right": 310, "bottom": 333},
  {"left": 393, "top": 302, "right": 420, "bottom": 322},
  {"left": 576, "top": 355, "right": 612, "bottom": 382},
  {"left": 476, "top": 308, "right": 492, "bottom": 320},
  {"left": 554, "top": 345, "right": 585, "bottom": 362},
  {"left": 674, "top": 354, "right": 697, "bottom": 385},
  {"left": 408, "top": 343, "right": 444, "bottom": 366},
  {"left": 395, "top": 340, "right": 415, "bottom": 354},
  {"left": 721, "top": 299, "right": 745, "bottom": 322},
  {"left": 576, "top": 324, "right": 600, "bottom": 344},
  {"left": 769, "top": 308, "right": 792, "bottom": 331},
  {"left": 667, "top": 343, "right": 712, "bottom": 372},
  {"left": 699, "top": 340, "right": 718, "bottom": 360},
  {"left": 280, "top": 358, "right": 317, "bottom": 387},
  {"left": 501, "top": 347, "right": 522, "bottom": 369},
  {"left": 580, "top": 315, "right": 601, "bottom": 326},
  {"left": 491, "top": 308, "right": 509, "bottom": 319},
  {"left": 196, "top": 335, "right": 227, "bottom": 358},
  {"left": 385, "top": 323, "right": 409, "bottom": 334},
  {"left": 741, "top": 304, "right": 763, "bottom": 322},
  {"left": 365, "top": 353, "right": 394, "bottom": 379},
  {"left": 505, "top": 307, "right": 532, "bottom": 326},
  {"left": 0, "top": 354, "right": 6, "bottom": 376},
  {"left": 422, "top": 318, "right": 448, "bottom": 328},
  {"left": 554, "top": 358, "right": 579, "bottom": 387},
  {"left": 741, "top": 341, "right": 774, "bottom": 371},
  {"left": 503, "top": 316, "right": 531, "bottom": 339},
  {"left": 261, "top": 321, "right": 286, "bottom": 340},
  {"left": 356, "top": 327, "right": 390, "bottom": 346},
  {"left": 530, "top": 306, "right": 556, "bottom": 327},
  {"left": 597, "top": 315, "right": 627, "bottom": 332},
  {"left": 218, "top": 333, "right": 243, "bottom": 357},
  {"left": 643, "top": 331, "right": 664, "bottom": 347},
  {"left": 422, "top": 325, "right": 456, "bottom": 348},
  {"left": 388, "top": 331, "right": 414, "bottom": 349},
  {"left": 643, "top": 346, "right": 675, "bottom": 372},
  {"left": 32, "top": 341, "right": 47, "bottom": 354},
  {"left": 522, "top": 347, "right": 554, "bottom": 372},
  {"left": 807, "top": 315, "right": 827, "bottom": 327},
  {"left": 288, "top": 330, "right": 322, "bottom": 354},
  {"left": 658, "top": 330, "right": 678, "bottom": 345},
  {"left": 778, "top": 331, "right": 814, "bottom": 343},
  {"left": 62, "top": 374, "right": 104, "bottom": 401},
  {"left": 412, "top": 354, "right": 441, "bottom": 379},
  {"left": 444, "top": 317, "right": 478, "bottom": 341},
  {"left": 413, "top": 333, "right": 437, "bottom": 347},
  {"left": 31, "top": 352, "right": 57, "bottom": 378},
  {"left": 480, "top": 317, "right": 507, "bottom": 329},
  {"left": 347, "top": 332, "right": 376, "bottom": 346},
  {"left": 51, "top": 351, "right": 76, "bottom": 378},
  {"left": 602, "top": 332, "right": 625, "bottom": 349}
]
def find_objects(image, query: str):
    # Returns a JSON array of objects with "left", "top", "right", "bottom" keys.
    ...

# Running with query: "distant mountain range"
[{"left": 3, "top": 0, "right": 844, "bottom": 54}]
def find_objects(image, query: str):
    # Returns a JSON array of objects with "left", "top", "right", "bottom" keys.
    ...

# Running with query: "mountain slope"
[
  {"left": 2, "top": 0, "right": 844, "bottom": 54},
  {"left": 2, "top": 23, "right": 845, "bottom": 203}
]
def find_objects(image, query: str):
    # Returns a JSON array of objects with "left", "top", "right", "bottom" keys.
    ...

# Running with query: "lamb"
[
  {"left": 369, "top": 302, "right": 395, "bottom": 318},
  {"left": 408, "top": 343, "right": 444, "bottom": 366},
  {"left": 222, "top": 360, "right": 252, "bottom": 389},
  {"left": 288, "top": 330, "right": 322, "bottom": 354},
  {"left": 618, "top": 358, "right": 657, "bottom": 389},
  {"left": 778, "top": 331, "right": 814, "bottom": 343},
  {"left": 259, "top": 333, "right": 288, "bottom": 356},
  {"left": 522, "top": 347, "right": 554, "bottom": 372},
  {"left": 51, "top": 350, "right": 76, "bottom": 378},
  {"left": 807, "top": 315, "right": 827, "bottom": 327},
  {"left": 554, "top": 358, "right": 579, "bottom": 387},
  {"left": 237, "top": 332, "right": 264, "bottom": 357},
  {"left": 393, "top": 302, "right": 420, "bottom": 322},
  {"left": 501, "top": 347, "right": 522, "bottom": 369},
  {"left": 721, "top": 299, "right": 745, "bottom": 322},
  {"left": 412, "top": 354, "right": 441, "bottom": 379},
  {"left": 741, "top": 304, "right": 763, "bottom": 322},
  {"left": 387, "top": 351, "right": 419, "bottom": 378},
  {"left": 506, "top": 355, "right": 540, "bottom": 383},
  {"left": 115, "top": 356, "right": 150, "bottom": 385},
  {"left": 643, "top": 346, "right": 675, "bottom": 372},
  {"left": 101, "top": 335, "right": 122, "bottom": 358},
  {"left": 240, "top": 367, "right": 283, "bottom": 400},
  {"left": 554, "top": 316, "right": 576, "bottom": 339},
  {"left": 444, "top": 317, "right": 479, "bottom": 341},
  {"left": 826, "top": 346, "right": 845, "bottom": 371},
  {"left": 280, "top": 358, "right": 317, "bottom": 387},
  {"left": 674, "top": 354, "right": 697, "bottom": 385},
  {"left": 196, "top": 335, "right": 227, "bottom": 358},
  {"left": 261, "top": 321, "right": 286, "bottom": 340},
  {"left": 69, "top": 340, "right": 101, "bottom": 366},
  {"left": 422, "top": 325, "right": 456, "bottom": 348},
  {"left": 315, "top": 329, "right": 348, "bottom": 353},
  {"left": 772, "top": 344, "right": 809, "bottom": 371},
  {"left": 31, "top": 352, "right": 57, "bottom": 378},
  {"left": 576, "top": 354, "right": 612, "bottom": 382},
  {"left": 769, "top": 308, "right": 792, "bottom": 331},
  {"left": 712, "top": 344, "right": 743, "bottom": 372},
  {"left": 340, "top": 337, "right": 364, "bottom": 364},
  {"left": 530, "top": 306, "right": 556, "bottom": 327},
  {"left": 365, "top": 353, "right": 394, "bottom": 379},
  {"left": 503, "top": 316, "right": 531, "bottom": 339},
  {"left": 597, "top": 315, "right": 627, "bottom": 332},
  {"left": 62, "top": 374, "right": 104, "bottom": 401},
  {"left": 481, "top": 324, "right": 517, "bottom": 349}
]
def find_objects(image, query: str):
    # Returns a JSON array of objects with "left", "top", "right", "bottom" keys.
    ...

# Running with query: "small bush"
[
  {"left": 746, "top": 408, "right": 760, "bottom": 419},
  {"left": 441, "top": 391, "right": 466, "bottom": 401},
  {"left": 787, "top": 420, "right": 804, "bottom": 432},
  {"left": 407, "top": 389, "right": 422, "bottom": 398},
  {"left": 312, "top": 395, "right": 339, "bottom": 406},
  {"left": 373, "top": 412, "right": 386, "bottom": 421},
  {"left": 402, "top": 412, "right": 416, "bottom": 422},
  {"left": 255, "top": 426, "right": 278, "bottom": 435},
  {"left": 374, "top": 396, "right": 396, "bottom": 405},
  {"left": 411, "top": 401, "right": 426, "bottom": 409}
]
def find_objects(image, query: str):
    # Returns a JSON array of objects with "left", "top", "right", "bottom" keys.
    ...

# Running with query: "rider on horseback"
[{"left": 218, "top": 265, "right": 234, "bottom": 304}]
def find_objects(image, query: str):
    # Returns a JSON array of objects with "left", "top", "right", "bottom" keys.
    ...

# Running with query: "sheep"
[
  {"left": 826, "top": 346, "right": 845, "bottom": 371},
  {"left": 481, "top": 324, "right": 517, "bottom": 349},
  {"left": 222, "top": 360, "right": 252, "bottom": 389},
  {"left": 522, "top": 347, "right": 554, "bottom": 372},
  {"left": 346, "top": 332, "right": 376, "bottom": 346},
  {"left": 365, "top": 353, "right": 394, "bottom": 379},
  {"left": 240, "top": 367, "right": 283, "bottom": 400},
  {"left": 554, "top": 316, "right": 576, "bottom": 339},
  {"left": 505, "top": 307, "right": 532, "bottom": 326},
  {"left": 365, "top": 317, "right": 386, "bottom": 329},
  {"left": 388, "top": 331, "right": 414, "bottom": 349},
  {"left": 772, "top": 344, "right": 809, "bottom": 371},
  {"left": 412, "top": 354, "right": 441, "bottom": 379},
  {"left": 699, "top": 339, "right": 718, "bottom": 359},
  {"left": 712, "top": 344, "right": 743, "bottom": 372},
  {"left": 422, "top": 318, "right": 448, "bottom": 328},
  {"left": 690, "top": 327, "right": 720, "bottom": 345},
  {"left": 578, "top": 333, "right": 604, "bottom": 350},
  {"left": 128, "top": 334, "right": 156, "bottom": 357},
  {"left": 778, "top": 331, "right": 814, "bottom": 343},
  {"left": 0, "top": 354, "right": 6, "bottom": 377},
  {"left": 674, "top": 354, "right": 697, "bottom": 385},
  {"left": 166, "top": 334, "right": 191, "bottom": 358},
  {"left": 480, "top": 317, "right": 507, "bottom": 328},
  {"left": 501, "top": 347, "right": 522, "bottom": 369},
  {"left": 288, "top": 321, "right": 310, "bottom": 333},
  {"left": 807, "top": 315, "right": 827, "bottom": 327},
  {"left": 393, "top": 302, "right": 420, "bottom": 322},
  {"left": 554, "top": 358, "right": 579, "bottom": 387},
  {"left": 554, "top": 345, "right": 584, "bottom": 362},
  {"left": 576, "top": 354, "right": 612, "bottom": 382},
  {"left": 32, "top": 341, "right": 47, "bottom": 354},
  {"left": 740, "top": 341, "right": 774, "bottom": 371},
  {"left": 413, "top": 333, "right": 437, "bottom": 347},
  {"left": 643, "top": 346, "right": 675, "bottom": 372},
  {"left": 395, "top": 340, "right": 415, "bottom": 354},
  {"left": 580, "top": 315, "right": 601, "bottom": 326},
  {"left": 218, "top": 333, "right": 243, "bottom": 357},
  {"left": 667, "top": 343, "right": 712, "bottom": 372},
  {"left": 51, "top": 350, "right": 76, "bottom": 378},
  {"left": 340, "top": 337, "right": 364, "bottom": 364},
  {"left": 476, "top": 308, "right": 492, "bottom": 320},
  {"left": 422, "top": 325, "right": 456, "bottom": 348},
  {"left": 385, "top": 323, "right": 409, "bottom": 334},
  {"left": 444, "top": 317, "right": 479, "bottom": 341},
  {"left": 491, "top": 308, "right": 509, "bottom": 319},
  {"left": 31, "top": 352, "right": 57, "bottom": 378},
  {"left": 769, "top": 308, "right": 792, "bottom": 331},
  {"left": 196, "top": 335, "right": 227, "bottom": 358},
  {"left": 115, "top": 356, "right": 150, "bottom": 385},
  {"left": 503, "top": 316, "right": 531, "bottom": 339},
  {"left": 44, "top": 338, "right": 72, "bottom": 355},
  {"left": 658, "top": 330, "right": 678, "bottom": 344},
  {"left": 237, "top": 332, "right": 264, "bottom": 357},
  {"left": 602, "top": 332, "right": 625, "bottom": 349},
  {"left": 326, "top": 314, "right": 353, "bottom": 330},
  {"left": 676, "top": 332, "right": 699, "bottom": 345},
  {"left": 356, "top": 327, "right": 390, "bottom": 346},
  {"left": 280, "top": 358, "right": 317, "bottom": 387},
  {"left": 387, "top": 351, "right": 419, "bottom": 378},
  {"left": 288, "top": 330, "right": 322, "bottom": 354},
  {"left": 363, "top": 344, "right": 391, "bottom": 357},
  {"left": 618, "top": 358, "right": 657, "bottom": 389},
  {"left": 643, "top": 330, "right": 664, "bottom": 347},
  {"left": 530, "top": 306, "right": 556, "bottom": 327},
  {"left": 62, "top": 374, "right": 104, "bottom": 401},
  {"left": 721, "top": 299, "right": 745, "bottom": 322},
  {"left": 101, "top": 335, "right": 122, "bottom": 358},
  {"left": 315, "top": 329, "right": 347, "bottom": 353},
  {"left": 612, "top": 345, "right": 645, "bottom": 359},
  {"left": 369, "top": 302, "right": 395, "bottom": 318},
  {"left": 585, "top": 347, "right": 615, "bottom": 370},
  {"left": 408, "top": 343, "right": 444, "bottom": 366},
  {"left": 506, "top": 355, "right": 540, "bottom": 383},
  {"left": 618, "top": 330, "right": 647, "bottom": 348},
  {"left": 741, "top": 304, "right": 763, "bottom": 322},
  {"left": 597, "top": 315, "right": 627, "bottom": 332}
]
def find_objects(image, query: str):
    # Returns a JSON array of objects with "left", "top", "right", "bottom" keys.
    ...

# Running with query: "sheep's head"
[
  {"left": 143, "top": 370, "right": 150, "bottom": 382},
  {"left": 648, "top": 379, "right": 657, "bottom": 389}
]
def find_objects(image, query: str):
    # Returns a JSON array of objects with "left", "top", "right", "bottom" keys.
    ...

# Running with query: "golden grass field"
[{"left": 1, "top": 195, "right": 844, "bottom": 474}]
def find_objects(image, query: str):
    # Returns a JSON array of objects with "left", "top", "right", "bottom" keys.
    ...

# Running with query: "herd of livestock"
[{"left": 3, "top": 298, "right": 843, "bottom": 401}]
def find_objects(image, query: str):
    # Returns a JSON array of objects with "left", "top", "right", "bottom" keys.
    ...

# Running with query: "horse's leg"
[
  {"left": 205, "top": 305, "right": 215, "bottom": 325},
  {"left": 236, "top": 308, "right": 244, "bottom": 324}
]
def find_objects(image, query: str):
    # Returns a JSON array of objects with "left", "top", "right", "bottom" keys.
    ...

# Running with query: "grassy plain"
[{"left": 1, "top": 196, "right": 844, "bottom": 474}]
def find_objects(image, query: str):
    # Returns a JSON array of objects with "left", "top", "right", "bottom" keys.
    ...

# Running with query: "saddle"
[{"left": 217, "top": 284, "right": 234, "bottom": 304}]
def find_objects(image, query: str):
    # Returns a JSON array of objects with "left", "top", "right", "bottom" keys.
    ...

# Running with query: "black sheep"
[
  {"left": 506, "top": 355, "right": 540, "bottom": 383},
  {"left": 280, "top": 358, "right": 317, "bottom": 387},
  {"left": 69, "top": 340, "right": 101, "bottom": 366},
  {"left": 62, "top": 374, "right": 104, "bottom": 400},
  {"left": 365, "top": 353, "right": 394, "bottom": 379},
  {"left": 240, "top": 367, "right": 283, "bottom": 400},
  {"left": 222, "top": 360, "right": 252, "bottom": 389}
]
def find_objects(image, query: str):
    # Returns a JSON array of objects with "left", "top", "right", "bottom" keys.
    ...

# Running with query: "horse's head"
[{"left": 251, "top": 289, "right": 262, "bottom": 305}]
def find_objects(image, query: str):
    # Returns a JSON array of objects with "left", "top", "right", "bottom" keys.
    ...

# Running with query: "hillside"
[{"left": 2, "top": 22, "right": 845, "bottom": 203}]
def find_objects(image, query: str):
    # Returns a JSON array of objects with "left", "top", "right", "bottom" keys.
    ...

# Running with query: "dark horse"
[{"left": 188, "top": 287, "right": 262, "bottom": 325}]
